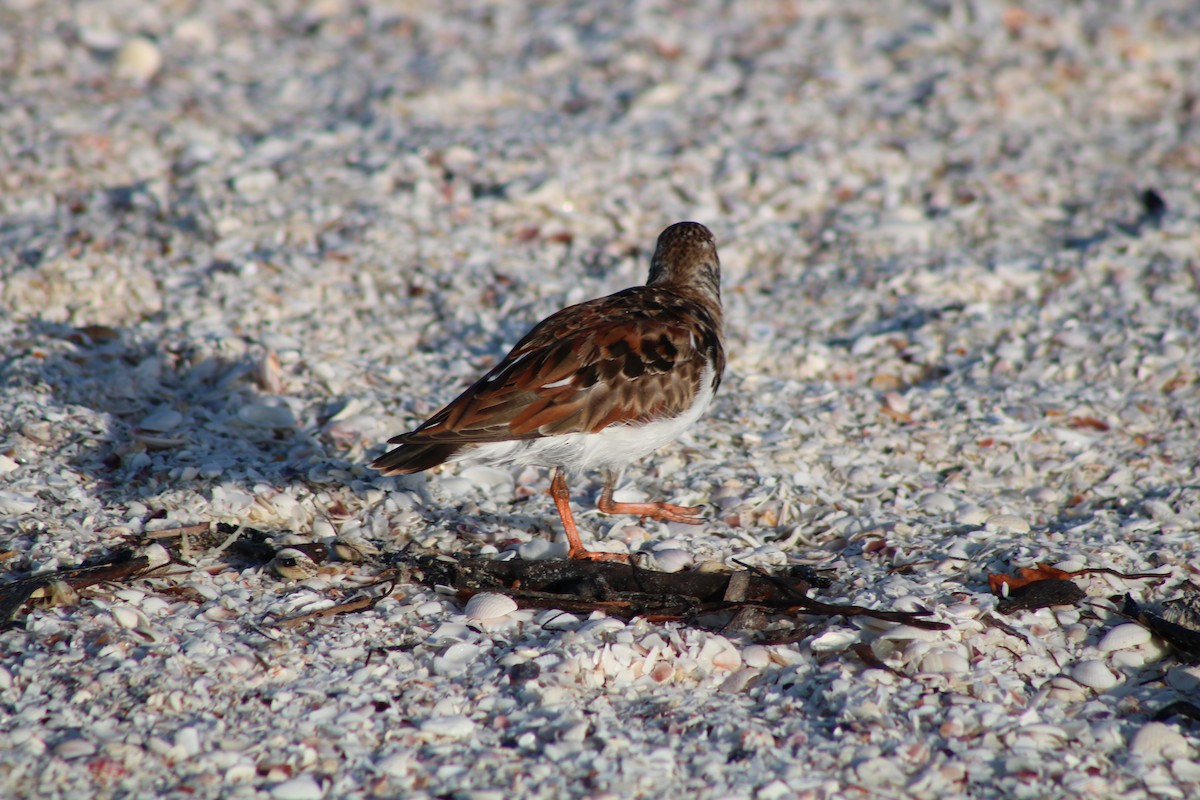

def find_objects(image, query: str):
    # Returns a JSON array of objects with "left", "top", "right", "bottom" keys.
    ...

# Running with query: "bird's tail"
[{"left": 370, "top": 442, "right": 463, "bottom": 475}]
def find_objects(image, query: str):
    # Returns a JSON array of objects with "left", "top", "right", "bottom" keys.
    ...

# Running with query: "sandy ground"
[{"left": 3, "top": 1, "right": 1200, "bottom": 798}]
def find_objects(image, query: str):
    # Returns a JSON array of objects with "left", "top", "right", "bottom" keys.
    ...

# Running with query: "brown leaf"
[{"left": 988, "top": 562, "right": 1074, "bottom": 594}]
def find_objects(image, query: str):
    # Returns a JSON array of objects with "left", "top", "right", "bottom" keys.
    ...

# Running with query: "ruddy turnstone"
[{"left": 372, "top": 221, "right": 725, "bottom": 560}]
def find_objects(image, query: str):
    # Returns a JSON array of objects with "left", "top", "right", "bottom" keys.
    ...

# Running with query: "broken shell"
[
  {"left": 271, "top": 548, "right": 318, "bottom": 580},
  {"left": 464, "top": 592, "right": 518, "bottom": 621}
]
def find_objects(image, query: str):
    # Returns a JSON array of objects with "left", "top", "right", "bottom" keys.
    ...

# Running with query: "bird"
[{"left": 371, "top": 221, "right": 725, "bottom": 560}]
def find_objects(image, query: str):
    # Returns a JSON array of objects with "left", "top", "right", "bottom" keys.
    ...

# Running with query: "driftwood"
[
  {"left": 398, "top": 553, "right": 950, "bottom": 631},
  {"left": 0, "top": 550, "right": 152, "bottom": 625}
]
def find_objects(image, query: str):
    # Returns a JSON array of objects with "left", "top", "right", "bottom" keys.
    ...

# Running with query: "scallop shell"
[{"left": 464, "top": 592, "right": 518, "bottom": 621}]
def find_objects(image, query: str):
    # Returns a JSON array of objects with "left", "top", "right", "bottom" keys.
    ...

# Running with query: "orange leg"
[
  {"left": 596, "top": 471, "right": 705, "bottom": 525},
  {"left": 549, "top": 469, "right": 628, "bottom": 561}
]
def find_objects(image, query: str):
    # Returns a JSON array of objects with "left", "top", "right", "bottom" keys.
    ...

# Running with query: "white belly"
[{"left": 457, "top": 365, "right": 716, "bottom": 475}]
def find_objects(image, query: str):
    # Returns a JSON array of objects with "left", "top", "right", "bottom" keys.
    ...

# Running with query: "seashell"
[
  {"left": 1097, "top": 623, "right": 1152, "bottom": 652},
  {"left": 203, "top": 605, "right": 239, "bottom": 622},
  {"left": 649, "top": 663, "right": 674, "bottom": 683},
  {"left": 877, "top": 624, "right": 944, "bottom": 642},
  {"left": 237, "top": 402, "right": 296, "bottom": 429},
  {"left": 576, "top": 617, "right": 625, "bottom": 636},
  {"left": 1130, "top": 722, "right": 1191, "bottom": 761},
  {"left": 433, "top": 642, "right": 481, "bottom": 675},
  {"left": 111, "top": 605, "right": 144, "bottom": 629},
  {"left": 139, "top": 409, "right": 183, "bottom": 432},
  {"left": 174, "top": 726, "right": 202, "bottom": 758},
  {"left": 1110, "top": 650, "right": 1146, "bottom": 669},
  {"left": 458, "top": 465, "right": 514, "bottom": 490},
  {"left": 919, "top": 650, "right": 970, "bottom": 674},
  {"left": 986, "top": 514, "right": 1031, "bottom": 533},
  {"left": 270, "top": 775, "right": 324, "bottom": 800},
  {"left": 418, "top": 715, "right": 476, "bottom": 739},
  {"left": 1016, "top": 724, "right": 1068, "bottom": 748},
  {"left": 1072, "top": 659, "right": 1119, "bottom": 691},
  {"left": 1047, "top": 676, "right": 1088, "bottom": 704},
  {"left": 517, "top": 538, "right": 564, "bottom": 560},
  {"left": 919, "top": 491, "right": 956, "bottom": 514},
  {"left": 648, "top": 548, "right": 692, "bottom": 573},
  {"left": 54, "top": 738, "right": 96, "bottom": 760},
  {"left": 464, "top": 592, "right": 518, "bottom": 621},
  {"left": 809, "top": 629, "right": 861, "bottom": 651},
  {"left": 133, "top": 431, "right": 187, "bottom": 449},
  {"left": 741, "top": 645, "right": 771, "bottom": 669},
  {"left": 720, "top": 667, "right": 759, "bottom": 693},
  {"left": 270, "top": 548, "right": 318, "bottom": 580},
  {"left": 426, "top": 623, "right": 471, "bottom": 644},
  {"left": 1173, "top": 760, "right": 1200, "bottom": 782},
  {"left": 0, "top": 491, "right": 37, "bottom": 515},
  {"left": 114, "top": 37, "right": 162, "bottom": 82},
  {"left": 142, "top": 543, "right": 171, "bottom": 568}
]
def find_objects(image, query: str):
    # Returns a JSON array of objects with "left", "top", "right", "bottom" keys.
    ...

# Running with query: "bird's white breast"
[{"left": 459, "top": 364, "right": 717, "bottom": 475}]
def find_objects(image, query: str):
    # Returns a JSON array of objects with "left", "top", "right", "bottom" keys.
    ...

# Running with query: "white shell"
[
  {"left": 919, "top": 650, "right": 970, "bottom": 674},
  {"left": 419, "top": 715, "right": 476, "bottom": 739},
  {"left": 877, "top": 624, "right": 944, "bottom": 642},
  {"left": 1129, "top": 722, "right": 1191, "bottom": 761},
  {"left": 1071, "top": 659, "right": 1119, "bottom": 691},
  {"left": 919, "top": 491, "right": 956, "bottom": 514},
  {"left": 741, "top": 645, "right": 771, "bottom": 669},
  {"left": 986, "top": 514, "right": 1031, "bottom": 533},
  {"left": 809, "top": 629, "right": 861, "bottom": 651},
  {"left": 1097, "top": 623, "right": 1152, "bottom": 652},
  {"left": 139, "top": 409, "right": 183, "bottom": 431},
  {"left": 114, "top": 37, "right": 162, "bottom": 82},
  {"left": 238, "top": 402, "right": 296, "bottom": 429},
  {"left": 270, "top": 776, "right": 324, "bottom": 800},
  {"left": 464, "top": 592, "right": 518, "bottom": 621},
  {"left": 111, "top": 605, "right": 143, "bottom": 630},
  {"left": 648, "top": 548, "right": 692, "bottom": 573}
]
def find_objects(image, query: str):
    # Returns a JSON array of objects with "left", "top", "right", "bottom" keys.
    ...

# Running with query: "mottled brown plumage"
[{"left": 372, "top": 221, "right": 725, "bottom": 559}]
